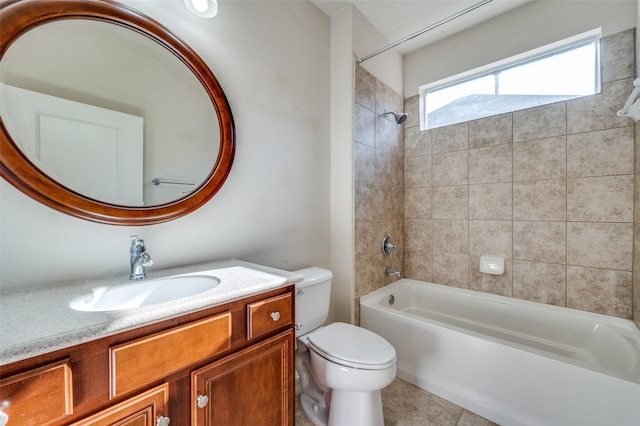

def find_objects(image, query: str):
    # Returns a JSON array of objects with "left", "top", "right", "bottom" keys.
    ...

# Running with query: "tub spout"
[{"left": 384, "top": 266, "right": 401, "bottom": 278}]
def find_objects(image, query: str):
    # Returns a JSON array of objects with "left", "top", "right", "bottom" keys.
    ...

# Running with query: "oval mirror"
[{"left": 0, "top": 0, "right": 235, "bottom": 225}]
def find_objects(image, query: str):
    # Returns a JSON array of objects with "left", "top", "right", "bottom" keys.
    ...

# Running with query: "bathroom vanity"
[{"left": 0, "top": 261, "right": 300, "bottom": 425}]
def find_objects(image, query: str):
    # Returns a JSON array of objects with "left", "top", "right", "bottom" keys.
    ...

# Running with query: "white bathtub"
[{"left": 360, "top": 279, "right": 640, "bottom": 426}]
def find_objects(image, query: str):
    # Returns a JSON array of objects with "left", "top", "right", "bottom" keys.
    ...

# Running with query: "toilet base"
[
  {"left": 328, "top": 389, "right": 384, "bottom": 426},
  {"left": 300, "top": 392, "right": 329, "bottom": 426}
]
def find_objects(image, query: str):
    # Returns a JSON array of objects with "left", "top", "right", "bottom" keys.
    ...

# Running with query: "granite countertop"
[{"left": 0, "top": 259, "right": 303, "bottom": 365}]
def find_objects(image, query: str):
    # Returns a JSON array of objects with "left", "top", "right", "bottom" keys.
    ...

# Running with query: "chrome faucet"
[
  {"left": 129, "top": 235, "right": 153, "bottom": 280},
  {"left": 384, "top": 266, "right": 401, "bottom": 278}
]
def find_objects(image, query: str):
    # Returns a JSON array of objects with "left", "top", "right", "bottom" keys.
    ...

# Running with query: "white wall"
[
  {"left": 329, "top": 5, "right": 355, "bottom": 324},
  {"left": 352, "top": 7, "right": 403, "bottom": 97},
  {"left": 404, "top": 0, "right": 637, "bottom": 96},
  {"left": 0, "top": 0, "right": 331, "bottom": 291}
]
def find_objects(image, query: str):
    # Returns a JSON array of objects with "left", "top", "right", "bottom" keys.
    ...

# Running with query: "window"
[{"left": 419, "top": 29, "right": 601, "bottom": 130}]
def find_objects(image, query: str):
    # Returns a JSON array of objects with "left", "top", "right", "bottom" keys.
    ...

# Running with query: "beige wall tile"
[
  {"left": 567, "top": 126, "right": 634, "bottom": 177},
  {"left": 433, "top": 252, "right": 469, "bottom": 288},
  {"left": 567, "top": 266, "right": 632, "bottom": 318},
  {"left": 513, "top": 136, "right": 566, "bottom": 181},
  {"left": 513, "top": 102, "right": 566, "bottom": 142},
  {"left": 354, "top": 219, "right": 377, "bottom": 261},
  {"left": 567, "top": 78, "right": 631, "bottom": 134},
  {"left": 513, "top": 221, "right": 566, "bottom": 264},
  {"left": 405, "top": 126, "right": 431, "bottom": 157},
  {"left": 404, "top": 94, "right": 419, "bottom": 128},
  {"left": 404, "top": 218, "right": 432, "bottom": 252},
  {"left": 374, "top": 185, "right": 403, "bottom": 220},
  {"left": 513, "top": 179, "right": 566, "bottom": 221},
  {"left": 375, "top": 219, "right": 403, "bottom": 247},
  {"left": 468, "top": 220, "right": 512, "bottom": 258},
  {"left": 431, "top": 122, "right": 468, "bottom": 154},
  {"left": 403, "top": 250, "right": 433, "bottom": 282},
  {"left": 375, "top": 79, "right": 403, "bottom": 117},
  {"left": 405, "top": 186, "right": 432, "bottom": 219},
  {"left": 468, "top": 256, "right": 512, "bottom": 296},
  {"left": 634, "top": 271, "right": 640, "bottom": 328},
  {"left": 375, "top": 115, "right": 403, "bottom": 157},
  {"left": 405, "top": 155, "right": 431, "bottom": 188},
  {"left": 513, "top": 260, "right": 566, "bottom": 306},
  {"left": 568, "top": 222, "right": 633, "bottom": 270},
  {"left": 469, "top": 182, "right": 512, "bottom": 220},
  {"left": 635, "top": 225, "right": 640, "bottom": 278},
  {"left": 355, "top": 65, "right": 375, "bottom": 110},
  {"left": 432, "top": 150, "right": 468, "bottom": 186},
  {"left": 567, "top": 175, "right": 633, "bottom": 222},
  {"left": 355, "top": 181, "right": 376, "bottom": 221},
  {"left": 355, "top": 103, "right": 375, "bottom": 147},
  {"left": 375, "top": 150, "right": 403, "bottom": 188},
  {"left": 469, "top": 113, "right": 512, "bottom": 148},
  {"left": 469, "top": 144, "right": 512, "bottom": 184},
  {"left": 432, "top": 219, "right": 468, "bottom": 254},
  {"left": 432, "top": 185, "right": 468, "bottom": 219},
  {"left": 355, "top": 255, "right": 385, "bottom": 299},
  {"left": 601, "top": 28, "right": 635, "bottom": 84},
  {"left": 354, "top": 141, "right": 375, "bottom": 183}
]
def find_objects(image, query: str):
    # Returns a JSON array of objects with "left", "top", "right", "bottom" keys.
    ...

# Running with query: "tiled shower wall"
[
  {"left": 402, "top": 29, "right": 637, "bottom": 320},
  {"left": 354, "top": 66, "right": 405, "bottom": 323},
  {"left": 635, "top": 120, "right": 640, "bottom": 328}
]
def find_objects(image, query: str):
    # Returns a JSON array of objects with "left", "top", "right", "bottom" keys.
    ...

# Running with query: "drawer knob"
[
  {"left": 197, "top": 394, "right": 209, "bottom": 408},
  {"left": 270, "top": 311, "right": 281, "bottom": 321},
  {"left": 157, "top": 416, "right": 170, "bottom": 426}
]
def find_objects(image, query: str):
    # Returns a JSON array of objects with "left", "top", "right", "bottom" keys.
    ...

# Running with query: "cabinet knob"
[
  {"left": 270, "top": 311, "right": 281, "bottom": 321},
  {"left": 197, "top": 394, "right": 209, "bottom": 408},
  {"left": 156, "top": 416, "right": 170, "bottom": 426}
]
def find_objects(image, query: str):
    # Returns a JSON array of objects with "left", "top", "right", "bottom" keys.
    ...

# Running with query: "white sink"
[{"left": 69, "top": 275, "right": 220, "bottom": 312}]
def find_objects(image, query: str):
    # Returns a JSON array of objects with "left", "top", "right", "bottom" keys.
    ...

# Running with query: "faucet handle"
[{"left": 130, "top": 235, "right": 145, "bottom": 251}]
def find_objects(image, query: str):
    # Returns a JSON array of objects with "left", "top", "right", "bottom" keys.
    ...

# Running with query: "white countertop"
[{"left": 0, "top": 259, "right": 303, "bottom": 365}]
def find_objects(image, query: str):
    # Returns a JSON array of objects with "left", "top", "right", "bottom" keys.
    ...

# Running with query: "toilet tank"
[{"left": 293, "top": 267, "right": 332, "bottom": 338}]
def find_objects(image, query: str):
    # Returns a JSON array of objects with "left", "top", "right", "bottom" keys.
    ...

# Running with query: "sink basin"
[{"left": 69, "top": 275, "right": 220, "bottom": 312}]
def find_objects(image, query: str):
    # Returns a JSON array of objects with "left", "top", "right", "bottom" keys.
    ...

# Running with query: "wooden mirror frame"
[{"left": 0, "top": 0, "right": 235, "bottom": 225}]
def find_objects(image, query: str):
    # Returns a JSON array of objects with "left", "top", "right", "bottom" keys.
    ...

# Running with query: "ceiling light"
[{"left": 184, "top": 0, "right": 218, "bottom": 18}]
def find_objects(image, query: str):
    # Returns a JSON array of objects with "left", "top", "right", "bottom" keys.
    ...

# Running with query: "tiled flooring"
[{"left": 296, "top": 378, "right": 497, "bottom": 426}]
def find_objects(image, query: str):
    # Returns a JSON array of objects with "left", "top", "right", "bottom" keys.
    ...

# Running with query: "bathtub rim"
[{"left": 360, "top": 279, "right": 640, "bottom": 384}]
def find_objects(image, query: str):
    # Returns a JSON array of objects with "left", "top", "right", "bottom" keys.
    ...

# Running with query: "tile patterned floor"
[{"left": 296, "top": 378, "right": 497, "bottom": 426}]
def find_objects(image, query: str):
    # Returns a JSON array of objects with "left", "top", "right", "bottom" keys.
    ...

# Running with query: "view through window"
[{"left": 420, "top": 30, "right": 601, "bottom": 130}]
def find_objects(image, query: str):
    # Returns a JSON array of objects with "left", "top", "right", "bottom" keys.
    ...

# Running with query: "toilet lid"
[{"left": 307, "top": 322, "right": 396, "bottom": 370}]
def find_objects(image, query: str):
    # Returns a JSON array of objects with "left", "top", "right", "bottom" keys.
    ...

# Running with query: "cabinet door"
[
  {"left": 70, "top": 383, "right": 168, "bottom": 426},
  {"left": 192, "top": 330, "right": 293, "bottom": 426}
]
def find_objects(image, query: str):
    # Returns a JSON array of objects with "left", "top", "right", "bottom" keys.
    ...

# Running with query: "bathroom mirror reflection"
[
  {"left": 1, "top": 19, "right": 219, "bottom": 207},
  {"left": 0, "top": 0, "right": 235, "bottom": 225}
]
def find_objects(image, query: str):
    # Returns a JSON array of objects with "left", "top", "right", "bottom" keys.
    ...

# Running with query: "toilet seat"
[{"left": 307, "top": 322, "right": 396, "bottom": 370}]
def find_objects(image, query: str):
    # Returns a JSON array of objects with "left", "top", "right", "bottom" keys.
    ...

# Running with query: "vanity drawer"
[
  {"left": 110, "top": 312, "right": 231, "bottom": 397},
  {"left": 0, "top": 358, "right": 73, "bottom": 425},
  {"left": 247, "top": 293, "right": 292, "bottom": 340}
]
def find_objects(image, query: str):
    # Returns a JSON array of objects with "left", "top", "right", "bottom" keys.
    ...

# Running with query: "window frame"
[{"left": 418, "top": 28, "right": 602, "bottom": 131}]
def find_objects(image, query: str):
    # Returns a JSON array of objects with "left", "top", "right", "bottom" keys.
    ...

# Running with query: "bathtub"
[{"left": 360, "top": 279, "right": 640, "bottom": 426}]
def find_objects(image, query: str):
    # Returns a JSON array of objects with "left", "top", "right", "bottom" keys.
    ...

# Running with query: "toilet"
[{"left": 294, "top": 267, "right": 396, "bottom": 426}]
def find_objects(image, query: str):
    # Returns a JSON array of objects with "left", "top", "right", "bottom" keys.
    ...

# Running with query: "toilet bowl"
[{"left": 294, "top": 267, "right": 396, "bottom": 426}]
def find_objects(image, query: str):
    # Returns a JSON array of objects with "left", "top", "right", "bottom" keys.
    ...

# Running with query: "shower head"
[{"left": 384, "top": 111, "right": 408, "bottom": 126}]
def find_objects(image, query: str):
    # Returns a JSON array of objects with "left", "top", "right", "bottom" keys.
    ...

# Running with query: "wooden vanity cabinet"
[
  {"left": 0, "top": 285, "right": 294, "bottom": 426},
  {"left": 69, "top": 383, "right": 169, "bottom": 426}
]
